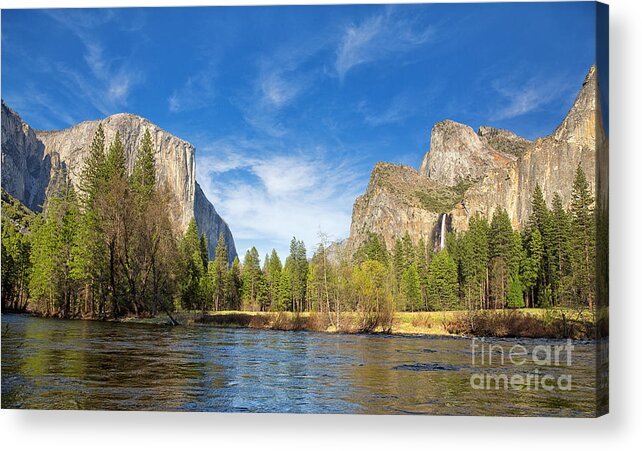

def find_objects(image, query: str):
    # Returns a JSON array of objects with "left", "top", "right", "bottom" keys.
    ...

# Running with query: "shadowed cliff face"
[
  {"left": 461, "top": 65, "right": 600, "bottom": 230},
  {"left": 0, "top": 104, "right": 237, "bottom": 262},
  {"left": 1, "top": 102, "right": 50, "bottom": 212},
  {"left": 348, "top": 65, "right": 603, "bottom": 251}
]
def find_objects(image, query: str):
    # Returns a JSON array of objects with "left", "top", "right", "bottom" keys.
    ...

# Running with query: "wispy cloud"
[
  {"left": 39, "top": 9, "right": 143, "bottom": 116},
  {"left": 236, "top": 30, "right": 332, "bottom": 137},
  {"left": 195, "top": 137, "right": 367, "bottom": 258},
  {"left": 491, "top": 74, "right": 572, "bottom": 121},
  {"left": 169, "top": 70, "right": 216, "bottom": 113},
  {"left": 360, "top": 93, "right": 416, "bottom": 126},
  {"left": 335, "top": 10, "right": 435, "bottom": 80}
]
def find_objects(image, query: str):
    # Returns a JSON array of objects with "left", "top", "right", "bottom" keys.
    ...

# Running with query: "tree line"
[{"left": 1, "top": 123, "right": 597, "bottom": 320}]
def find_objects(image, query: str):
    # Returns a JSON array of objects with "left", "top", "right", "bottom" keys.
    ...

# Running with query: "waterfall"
[{"left": 440, "top": 214, "right": 446, "bottom": 251}]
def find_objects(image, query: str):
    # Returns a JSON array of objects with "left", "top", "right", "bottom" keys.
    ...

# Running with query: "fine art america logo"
[{"left": 470, "top": 338, "right": 574, "bottom": 391}]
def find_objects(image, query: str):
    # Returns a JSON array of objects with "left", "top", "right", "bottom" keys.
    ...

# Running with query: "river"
[{"left": 1, "top": 313, "right": 598, "bottom": 415}]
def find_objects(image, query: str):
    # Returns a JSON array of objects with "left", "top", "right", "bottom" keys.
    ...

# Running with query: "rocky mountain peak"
[
  {"left": 477, "top": 126, "right": 531, "bottom": 157},
  {"left": 551, "top": 64, "right": 599, "bottom": 145},
  {"left": 418, "top": 119, "right": 514, "bottom": 187},
  {"left": 347, "top": 65, "right": 602, "bottom": 253},
  {"left": 1, "top": 103, "right": 237, "bottom": 262}
]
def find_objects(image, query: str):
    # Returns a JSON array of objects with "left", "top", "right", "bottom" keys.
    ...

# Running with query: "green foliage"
[
  {"left": 105, "top": 131, "right": 126, "bottom": 180},
  {"left": 568, "top": 164, "right": 596, "bottom": 308},
  {"left": 426, "top": 249, "right": 459, "bottom": 310},
  {"left": 131, "top": 129, "right": 156, "bottom": 203},
  {"left": 241, "top": 246, "right": 262, "bottom": 310},
  {"left": 414, "top": 180, "right": 472, "bottom": 213},
  {"left": 400, "top": 263, "right": 422, "bottom": 311},
  {"left": 1, "top": 189, "right": 35, "bottom": 311},
  {"left": 355, "top": 232, "right": 388, "bottom": 265},
  {"left": 287, "top": 237, "right": 308, "bottom": 312}
]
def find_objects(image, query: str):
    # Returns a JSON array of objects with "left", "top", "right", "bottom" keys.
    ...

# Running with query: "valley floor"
[{"left": 122, "top": 308, "right": 596, "bottom": 339}]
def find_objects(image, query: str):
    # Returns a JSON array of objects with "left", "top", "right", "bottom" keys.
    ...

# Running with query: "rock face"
[
  {"left": 349, "top": 162, "right": 449, "bottom": 252},
  {"left": 418, "top": 120, "right": 516, "bottom": 186},
  {"left": 477, "top": 126, "right": 531, "bottom": 157},
  {"left": 348, "top": 65, "right": 603, "bottom": 251},
  {"left": 462, "top": 65, "right": 600, "bottom": 229},
  {"left": 1, "top": 103, "right": 50, "bottom": 212},
  {"left": 1, "top": 103, "right": 237, "bottom": 262}
]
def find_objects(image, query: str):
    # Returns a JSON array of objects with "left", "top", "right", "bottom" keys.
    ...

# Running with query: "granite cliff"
[
  {"left": 348, "top": 65, "right": 604, "bottom": 252},
  {"left": 1, "top": 103, "right": 237, "bottom": 262}
]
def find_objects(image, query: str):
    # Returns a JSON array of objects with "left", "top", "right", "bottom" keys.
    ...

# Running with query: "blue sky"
[{"left": 1, "top": 2, "right": 598, "bottom": 261}]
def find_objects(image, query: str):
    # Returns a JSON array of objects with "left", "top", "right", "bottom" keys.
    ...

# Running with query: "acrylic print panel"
[{"left": 0, "top": 2, "right": 608, "bottom": 416}]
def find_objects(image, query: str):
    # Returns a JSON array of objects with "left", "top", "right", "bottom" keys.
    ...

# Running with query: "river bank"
[{"left": 118, "top": 308, "right": 596, "bottom": 339}]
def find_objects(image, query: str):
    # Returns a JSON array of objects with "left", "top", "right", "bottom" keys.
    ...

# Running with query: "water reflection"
[{"left": 1, "top": 314, "right": 597, "bottom": 416}]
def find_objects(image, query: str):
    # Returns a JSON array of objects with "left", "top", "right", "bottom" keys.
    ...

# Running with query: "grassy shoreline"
[{"left": 119, "top": 308, "right": 596, "bottom": 339}]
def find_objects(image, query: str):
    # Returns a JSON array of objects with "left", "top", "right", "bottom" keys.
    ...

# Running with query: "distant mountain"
[
  {"left": 348, "top": 65, "right": 606, "bottom": 252},
  {"left": 1, "top": 103, "right": 237, "bottom": 263}
]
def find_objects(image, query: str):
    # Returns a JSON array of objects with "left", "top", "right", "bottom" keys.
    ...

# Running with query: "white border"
[{"left": 1, "top": 0, "right": 640, "bottom": 449}]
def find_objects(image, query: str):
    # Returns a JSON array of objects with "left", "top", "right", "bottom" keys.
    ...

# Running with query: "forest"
[{"left": 1, "top": 126, "right": 597, "bottom": 326}]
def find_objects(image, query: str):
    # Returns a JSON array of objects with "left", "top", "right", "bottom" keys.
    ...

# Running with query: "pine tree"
[
  {"left": 287, "top": 237, "right": 308, "bottom": 312},
  {"left": 80, "top": 123, "right": 107, "bottom": 206},
  {"left": 489, "top": 208, "right": 514, "bottom": 308},
  {"left": 550, "top": 192, "right": 572, "bottom": 304},
  {"left": 199, "top": 233, "right": 209, "bottom": 269},
  {"left": 528, "top": 184, "right": 554, "bottom": 302},
  {"left": 569, "top": 164, "right": 596, "bottom": 308},
  {"left": 265, "top": 249, "right": 282, "bottom": 309},
  {"left": 131, "top": 129, "right": 156, "bottom": 203},
  {"left": 415, "top": 237, "right": 429, "bottom": 310},
  {"left": 522, "top": 227, "right": 543, "bottom": 308},
  {"left": 241, "top": 247, "right": 262, "bottom": 310},
  {"left": 275, "top": 266, "right": 293, "bottom": 311},
  {"left": 400, "top": 263, "right": 422, "bottom": 311},
  {"left": 356, "top": 232, "right": 389, "bottom": 265},
  {"left": 29, "top": 180, "right": 80, "bottom": 317},
  {"left": 210, "top": 232, "right": 228, "bottom": 311},
  {"left": 506, "top": 232, "right": 525, "bottom": 308},
  {"left": 226, "top": 257, "right": 242, "bottom": 310},
  {"left": 178, "top": 219, "right": 205, "bottom": 310},
  {"left": 426, "top": 249, "right": 459, "bottom": 311},
  {"left": 105, "top": 131, "right": 126, "bottom": 180}
]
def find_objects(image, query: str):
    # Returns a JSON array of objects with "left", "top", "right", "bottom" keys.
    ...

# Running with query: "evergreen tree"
[
  {"left": 550, "top": 192, "right": 572, "bottom": 304},
  {"left": 275, "top": 266, "right": 293, "bottom": 311},
  {"left": 489, "top": 208, "right": 514, "bottom": 308},
  {"left": 226, "top": 257, "right": 242, "bottom": 310},
  {"left": 79, "top": 123, "right": 107, "bottom": 206},
  {"left": 199, "top": 233, "right": 209, "bottom": 269},
  {"left": 131, "top": 129, "right": 156, "bottom": 203},
  {"left": 426, "top": 249, "right": 459, "bottom": 311},
  {"left": 210, "top": 232, "right": 228, "bottom": 311},
  {"left": 105, "top": 131, "right": 126, "bottom": 180},
  {"left": 287, "top": 237, "right": 308, "bottom": 312},
  {"left": 29, "top": 180, "right": 80, "bottom": 317},
  {"left": 528, "top": 184, "right": 554, "bottom": 301},
  {"left": 241, "top": 247, "right": 262, "bottom": 310},
  {"left": 178, "top": 219, "right": 205, "bottom": 310},
  {"left": 521, "top": 227, "right": 543, "bottom": 308},
  {"left": 400, "top": 263, "right": 422, "bottom": 311},
  {"left": 356, "top": 232, "right": 389, "bottom": 265},
  {"left": 569, "top": 165, "right": 596, "bottom": 308},
  {"left": 415, "top": 237, "right": 430, "bottom": 310},
  {"left": 265, "top": 249, "right": 282, "bottom": 308}
]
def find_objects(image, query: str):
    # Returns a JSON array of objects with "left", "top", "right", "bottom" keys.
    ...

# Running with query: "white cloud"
[
  {"left": 260, "top": 72, "right": 302, "bottom": 108},
  {"left": 169, "top": 70, "right": 216, "bottom": 113},
  {"left": 336, "top": 11, "right": 434, "bottom": 80},
  {"left": 491, "top": 76, "right": 571, "bottom": 121},
  {"left": 41, "top": 10, "right": 143, "bottom": 116},
  {"left": 195, "top": 139, "right": 366, "bottom": 259},
  {"left": 360, "top": 93, "right": 416, "bottom": 126}
]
